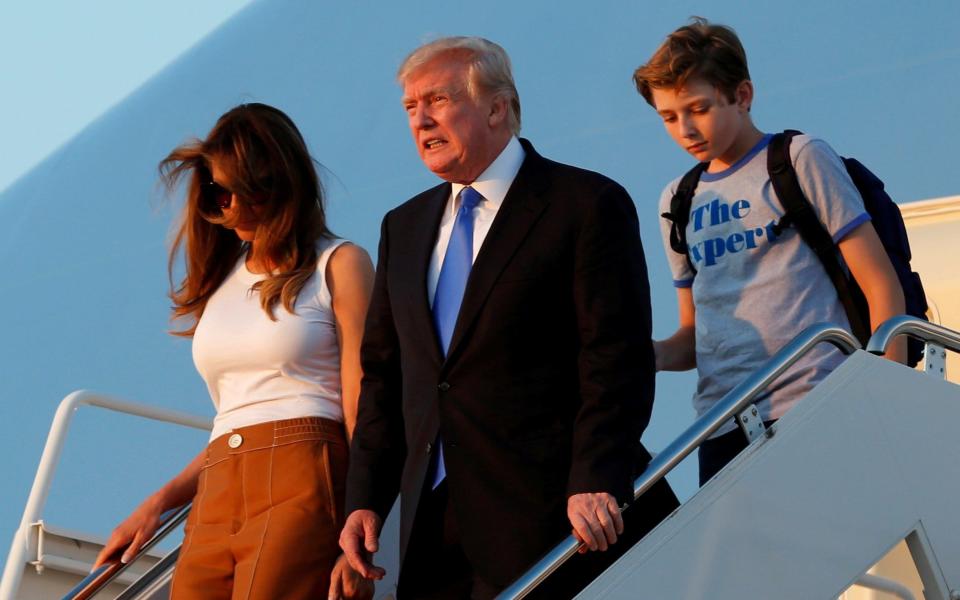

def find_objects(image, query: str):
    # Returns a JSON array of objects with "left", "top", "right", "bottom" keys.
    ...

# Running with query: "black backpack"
[{"left": 662, "top": 130, "right": 928, "bottom": 366}]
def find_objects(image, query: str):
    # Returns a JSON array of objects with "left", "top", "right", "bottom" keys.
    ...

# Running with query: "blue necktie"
[{"left": 429, "top": 186, "right": 482, "bottom": 488}]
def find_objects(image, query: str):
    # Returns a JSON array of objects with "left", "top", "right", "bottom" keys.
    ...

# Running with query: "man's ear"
[
  {"left": 488, "top": 93, "right": 508, "bottom": 127},
  {"left": 735, "top": 80, "right": 754, "bottom": 113}
]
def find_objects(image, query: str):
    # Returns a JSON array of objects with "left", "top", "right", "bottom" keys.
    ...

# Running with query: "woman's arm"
[
  {"left": 92, "top": 449, "right": 205, "bottom": 568},
  {"left": 328, "top": 243, "right": 376, "bottom": 443}
]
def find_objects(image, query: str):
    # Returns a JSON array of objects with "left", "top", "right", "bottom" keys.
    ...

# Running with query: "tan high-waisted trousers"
[{"left": 170, "top": 417, "right": 347, "bottom": 599}]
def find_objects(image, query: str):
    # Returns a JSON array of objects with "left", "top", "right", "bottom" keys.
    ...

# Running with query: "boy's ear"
[{"left": 735, "top": 80, "right": 754, "bottom": 113}]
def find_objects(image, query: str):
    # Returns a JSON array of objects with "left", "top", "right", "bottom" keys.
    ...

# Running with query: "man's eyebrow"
[
  {"left": 403, "top": 85, "right": 465, "bottom": 104},
  {"left": 402, "top": 87, "right": 434, "bottom": 104}
]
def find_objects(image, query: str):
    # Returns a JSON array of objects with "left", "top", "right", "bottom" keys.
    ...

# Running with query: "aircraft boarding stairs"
[{"left": 3, "top": 316, "right": 959, "bottom": 600}]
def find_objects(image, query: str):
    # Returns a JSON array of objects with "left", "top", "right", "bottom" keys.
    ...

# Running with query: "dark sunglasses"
[
  {"left": 200, "top": 179, "right": 232, "bottom": 210},
  {"left": 198, "top": 166, "right": 273, "bottom": 214}
]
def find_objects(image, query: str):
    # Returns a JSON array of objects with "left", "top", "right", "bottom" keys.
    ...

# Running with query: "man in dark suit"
[{"left": 339, "top": 37, "right": 677, "bottom": 599}]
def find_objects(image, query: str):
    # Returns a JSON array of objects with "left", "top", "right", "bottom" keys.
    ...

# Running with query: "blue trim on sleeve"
[
  {"left": 832, "top": 212, "right": 871, "bottom": 243},
  {"left": 700, "top": 134, "right": 773, "bottom": 182},
  {"left": 673, "top": 278, "right": 694, "bottom": 288}
]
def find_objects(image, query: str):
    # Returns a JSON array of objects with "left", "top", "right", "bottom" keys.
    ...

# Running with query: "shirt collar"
[{"left": 450, "top": 136, "right": 525, "bottom": 211}]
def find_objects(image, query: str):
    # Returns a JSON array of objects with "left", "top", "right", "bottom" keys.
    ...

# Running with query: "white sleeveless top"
[{"left": 193, "top": 238, "right": 348, "bottom": 441}]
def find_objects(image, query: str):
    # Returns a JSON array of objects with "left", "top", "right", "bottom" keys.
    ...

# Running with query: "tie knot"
[{"left": 459, "top": 187, "right": 482, "bottom": 211}]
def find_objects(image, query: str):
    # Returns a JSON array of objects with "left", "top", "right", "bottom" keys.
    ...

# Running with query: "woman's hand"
[
  {"left": 328, "top": 553, "right": 375, "bottom": 600},
  {"left": 92, "top": 495, "right": 164, "bottom": 569},
  {"left": 92, "top": 449, "right": 205, "bottom": 570}
]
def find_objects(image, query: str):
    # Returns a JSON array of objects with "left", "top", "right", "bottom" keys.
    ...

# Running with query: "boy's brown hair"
[{"left": 633, "top": 17, "right": 750, "bottom": 107}]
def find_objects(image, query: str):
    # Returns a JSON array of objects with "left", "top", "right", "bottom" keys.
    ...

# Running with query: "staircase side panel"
[{"left": 580, "top": 352, "right": 960, "bottom": 599}]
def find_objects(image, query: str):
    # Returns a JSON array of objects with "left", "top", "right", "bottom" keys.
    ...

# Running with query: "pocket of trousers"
[
  {"left": 320, "top": 441, "right": 339, "bottom": 525},
  {"left": 318, "top": 439, "right": 350, "bottom": 527}
]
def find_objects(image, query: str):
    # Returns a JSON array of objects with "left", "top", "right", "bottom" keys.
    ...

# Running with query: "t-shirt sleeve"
[
  {"left": 657, "top": 180, "right": 696, "bottom": 288},
  {"left": 791, "top": 136, "right": 870, "bottom": 242}
]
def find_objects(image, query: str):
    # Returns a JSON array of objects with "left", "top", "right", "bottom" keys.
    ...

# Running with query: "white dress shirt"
[{"left": 427, "top": 136, "right": 526, "bottom": 306}]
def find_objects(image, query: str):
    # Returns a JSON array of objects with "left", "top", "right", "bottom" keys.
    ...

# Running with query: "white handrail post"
[
  {"left": 1, "top": 389, "right": 91, "bottom": 600},
  {"left": 0, "top": 390, "right": 211, "bottom": 600}
]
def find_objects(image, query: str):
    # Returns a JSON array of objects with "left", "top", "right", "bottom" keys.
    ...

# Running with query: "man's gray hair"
[{"left": 398, "top": 36, "right": 522, "bottom": 135}]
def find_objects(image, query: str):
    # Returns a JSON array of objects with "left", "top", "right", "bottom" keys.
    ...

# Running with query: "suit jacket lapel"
[
  {"left": 445, "top": 142, "right": 551, "bottom": 362},
  {"left": 401, "top": 183, "right": 449, "bottom": 367}
]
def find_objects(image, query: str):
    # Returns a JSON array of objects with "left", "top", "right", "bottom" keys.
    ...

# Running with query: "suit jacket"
[{"left": 346, "top": 139, "right": 663, "bottom": 588}]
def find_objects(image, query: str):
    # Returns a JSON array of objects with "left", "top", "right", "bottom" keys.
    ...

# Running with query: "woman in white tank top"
[{"left": 93, "top": 104, "right": 375, "bottom": 599}]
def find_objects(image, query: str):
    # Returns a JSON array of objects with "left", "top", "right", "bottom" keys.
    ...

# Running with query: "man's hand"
[
  {"left": 338, "top": 509, "right": 386, "bottom": 580},
  {"left": 328, "top": 553, "right": 375, "bottom": 600},
  {"left": 567, "top": 492, "right": 623, "bottom": 553}
]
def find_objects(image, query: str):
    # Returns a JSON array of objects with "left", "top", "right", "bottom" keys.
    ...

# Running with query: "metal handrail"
[
  {"left": 114, "top": 545, "right": 181, "bottom": 600},
  {"left": 0, "top": 390, "right": 211, "bottom": 600},
  {"left": 852, "top": 573, "right": 916, "bottom": 600},
  {"left": 497, "top": 322, "right": 861, "bottom": 599},
  {"left": 61, "top": 504, "right": 190, "bottom": 600},
  {"left": 866, "top": 315, "right": 960, "bottom": 356}
]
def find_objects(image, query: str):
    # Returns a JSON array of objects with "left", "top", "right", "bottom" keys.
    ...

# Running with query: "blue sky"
[
  {"left": 2, "top": 0, "right": 959, "bottom": 576},
  {"left": 0, "top": 1, "right": 251, "bottom": 193}
]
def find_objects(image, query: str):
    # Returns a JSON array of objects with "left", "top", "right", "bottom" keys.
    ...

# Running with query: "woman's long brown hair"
[{"left": 161, "top": 103, "right": 332, "bottom": 336}]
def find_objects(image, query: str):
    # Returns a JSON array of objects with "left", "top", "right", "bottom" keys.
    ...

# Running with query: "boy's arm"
[
  {"left": 791, "top": 137, "right": 905, "bottom": 362},
  {"left": 837, "top": 222, "right": 906, "bottom": 363},
  {"left": 655, "top": 179, "right": 697, "bottom": 373},
  {"left": 654, "top": 287, "right": 696, "bottom": 371}
]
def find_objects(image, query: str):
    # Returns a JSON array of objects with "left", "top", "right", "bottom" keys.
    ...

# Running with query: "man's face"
[
  {"left": 402, "top": 55, "right": 503, "bottom": 184},
  {"left": 650, "top": 77, "right": 748, "bottom": 170}
]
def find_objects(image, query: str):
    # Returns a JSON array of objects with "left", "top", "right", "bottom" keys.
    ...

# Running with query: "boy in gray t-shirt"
[{"left": 633, "top": 18, "right": 906, "bottom": 485}]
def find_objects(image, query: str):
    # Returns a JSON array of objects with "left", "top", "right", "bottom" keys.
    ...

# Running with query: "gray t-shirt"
[{"left": 658, "top": 133, "right": 870, "bottom": 436}]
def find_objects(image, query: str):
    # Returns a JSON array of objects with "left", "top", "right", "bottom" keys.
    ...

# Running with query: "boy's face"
[{"left": 650, "top": 78, "right": 751, "bottom": 170}]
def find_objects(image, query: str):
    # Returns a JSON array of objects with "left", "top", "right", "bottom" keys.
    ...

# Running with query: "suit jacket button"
[
  {"left": 438, "top": 382, "right": 451, "bottom": 392},
  {"left": 426, "top": 442, "right": 433, "bottom": 454}
]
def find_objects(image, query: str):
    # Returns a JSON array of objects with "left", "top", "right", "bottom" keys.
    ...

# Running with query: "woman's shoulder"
[
  {"left": 322, "top": 240, "right": 374, "bottom": 299},
  {"left": 316, "top": 237, "right": 367, "bottom": 267},
  {"left": 324, "top": 240, "right": 372, "bottom": 274},
  {"left": 311, "top": 236, "right": 373, "bottom": 280}
]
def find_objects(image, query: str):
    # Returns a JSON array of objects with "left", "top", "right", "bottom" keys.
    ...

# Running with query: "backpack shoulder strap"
[
  {"left": 767, "top": 130, "right": 835, "bottom": 256},
  {"left": 766, "top": 130, "right": 871, "bottom": 344},
  {"left": 662, "top": 162, "right": 709, "bottom": 274}
]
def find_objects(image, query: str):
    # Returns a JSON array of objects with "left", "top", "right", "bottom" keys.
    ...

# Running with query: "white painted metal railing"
[
  {"left": 498, "top": 322, "right": 862, "bottom": 599},
  {"left": 866, "top": 314, "right": 960, "bottom": 378},
  {"left": 502, "top": 315, "right": 960, "bottom": 599},
  {"left": 850, "top": 573, "right": 917, "bottom": 600},
  {"left": 0, "top": 390, "right": 211, "bottom": 600}
]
